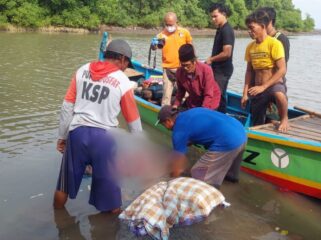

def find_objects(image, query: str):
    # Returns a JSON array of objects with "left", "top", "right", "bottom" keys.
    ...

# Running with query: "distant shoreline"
[{"left": 1, "top": 24, "right": 321, "bottom": 36}]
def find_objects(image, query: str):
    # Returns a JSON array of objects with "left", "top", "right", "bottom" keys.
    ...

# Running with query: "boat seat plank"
[
  {"left": 286, "top": 127, "right": 321, "bottom": 139},
  {"left": 258, "top": 129, "right": 321, "bottom": 142},
  {"left": 303, "top": 117, "right": 321, "bottom": 126},
  {"left": 291, "top": 121, "right": 321, "bottom": 131},
  {"left": 251, "top": 115, "right": 321, "bottom": 143},
  {"left": 290, "top": 122, "right": 321, "bottom": 134},
  {"left": 250, "top": 115, "right": 310, "bottom": 131},
  {"left": 124, "top": 68, "right": 144, "bottom": 78}
]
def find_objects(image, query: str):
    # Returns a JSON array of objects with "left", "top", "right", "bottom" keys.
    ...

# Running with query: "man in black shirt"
[{"left": 206, "top": 3, "right": 235, "bottom": 113}]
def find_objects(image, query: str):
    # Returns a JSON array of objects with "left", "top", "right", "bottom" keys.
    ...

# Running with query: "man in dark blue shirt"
[
  {"left": 206, "top": 3, "right": 235, "bottom": 113},
  {"left": 158, "top": 106, "right": 247, "bottom": 188}
]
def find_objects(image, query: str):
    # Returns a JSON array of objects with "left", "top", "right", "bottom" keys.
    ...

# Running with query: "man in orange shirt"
[{"left": 152, "top": 12, "right": 192, "bottom": 106}]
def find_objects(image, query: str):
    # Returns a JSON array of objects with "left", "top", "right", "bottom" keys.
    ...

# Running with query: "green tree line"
[{"left": 0, "top": 0, "right": 315, "bottom": 31}]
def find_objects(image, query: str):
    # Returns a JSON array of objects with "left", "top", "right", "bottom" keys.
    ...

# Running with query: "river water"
[{"left": 0, "top": 32, "right": 320, "bottom": 240}]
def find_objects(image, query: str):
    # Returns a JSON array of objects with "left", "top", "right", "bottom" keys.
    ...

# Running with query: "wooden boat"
[
  {"left": 127, "top": 59, "right": 321, "bottom": 200},
  {"left": 98, "top": 32, "right": 321, "bottom": 199}
]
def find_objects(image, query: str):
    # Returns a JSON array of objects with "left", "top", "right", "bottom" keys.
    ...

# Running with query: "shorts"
[
  {"left": 250, "top": 82, "right": 287, "bottom": 126},
  {"left": 190, "top": 142, "right": 246, "bottom": 187},
  {"left": 56, "top": 126, "right": 121, "bottom": 211}
]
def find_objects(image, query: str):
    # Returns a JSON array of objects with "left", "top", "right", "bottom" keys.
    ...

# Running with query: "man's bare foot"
[{"left": 278, "top": 119, "right": 289, "bottom": 133}]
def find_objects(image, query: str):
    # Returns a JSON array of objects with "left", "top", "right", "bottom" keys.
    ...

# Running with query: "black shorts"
[{"left": 250, "top": 82, "right": 287, "bottom": 126}]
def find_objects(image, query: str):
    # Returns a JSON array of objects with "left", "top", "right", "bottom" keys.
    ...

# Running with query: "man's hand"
[
  {"left": 205, "top": 57, "right": 212, "bottom": 65},
  {"left": 241, "top": 95, "right": 249, "bottom": 109},
  {"left": 151, "top": 45, "right": 158, "bottom": 51},
  {"left": 172, "top": 105, "right": 178, "bottom": 111},
  {"left": 57, "top": 139, "right": 66, "bottom": 153},
  {"left": 170, "top": 153, "right": 187, "bottom": 177},
  {"left": 248, "top": 85, "right": 266, "bottom": 96}
]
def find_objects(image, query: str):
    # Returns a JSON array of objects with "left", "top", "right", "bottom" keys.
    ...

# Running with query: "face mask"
[{"left": 166, "top": 26, "right": 176, "bottom": 33}]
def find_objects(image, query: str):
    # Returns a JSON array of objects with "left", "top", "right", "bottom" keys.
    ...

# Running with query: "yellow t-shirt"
[
  {"left": 157, "top": 27, "right": 192, "bottom": 69},
  {"left": 245, "top": 36, "right": 284, "bottom": 70}
]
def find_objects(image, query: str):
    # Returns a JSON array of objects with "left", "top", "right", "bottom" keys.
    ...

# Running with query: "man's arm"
[
  {"left": 202, "top": 65, "right": 220, "bottom": 109},
  {"left": 277, "top": 34, "right": 290, "bottom": 63},
  {"left": 171, "top": 126, "right": 189, "bottom": 177},
  {"left": 206, "top": 44, "right": 233, "bottom": 64},
  {"left": 265, "top": 57, "right": 286, "bottom": 88},
  {"left": 241, "top": 62, "right": 253, "bottom": 108},
  {"left": 170, "top": 151, "right": 188, "bottom": 177},
  {"left": 120, "top": 89, "right": 143, "bottom": 133},
  {"left": 57, "top": 101, "right": 74, "bottom": 153},
  {"left": 173, "top": 70, "right": 186, "bottom": 108},
  {"left": 57, "top": 76, "right": 76, "bottom": 153},
  {"left": 58, "top": 101, "right": 74, "bottom": 140},
  {"left": 248, "top": 58, "right": 286, "bottom": 96},
  {"left": 185, "top": 29, "right": 193, "bottom": 44},
  {"left": 206, "top": 26, "right": 234, "bottom": 64}
]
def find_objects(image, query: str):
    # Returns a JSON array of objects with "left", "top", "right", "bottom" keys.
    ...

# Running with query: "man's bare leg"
[
  {"left": 274, "top": 92, "right": 289, "bottom": 132},
  {"left": 53, "top": 190, "right": 68, "bottom": 209}
]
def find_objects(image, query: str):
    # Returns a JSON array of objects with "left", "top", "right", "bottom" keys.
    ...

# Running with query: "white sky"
[{"left": 292, "top": 0, "right": 321, "bottom": 29}]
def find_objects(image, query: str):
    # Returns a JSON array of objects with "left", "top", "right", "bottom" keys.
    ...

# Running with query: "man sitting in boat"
[
  {"left": 241, "top": 10, "right": 288, "bottom": 132},
  {"left": 259, "top": 7, "right": 290, "bottom": 122},
  {"left": 157, "top": 105, "right": 247, "bottom": 188},
  {"left": 172, "top": 44, "right": 221, "bottom": 110},
  {"left": 151, "top": 12, "right": 193, "bottom": 106}
]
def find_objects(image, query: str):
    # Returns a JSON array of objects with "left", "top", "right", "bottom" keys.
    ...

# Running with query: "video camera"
[{"left": 151, "top": 37, "right": 165, "bottom": 49}]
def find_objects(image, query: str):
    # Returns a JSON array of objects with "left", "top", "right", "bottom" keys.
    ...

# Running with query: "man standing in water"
[
  {"left": 157, "top": 105, "right": 247, "bottom": 188},
  {"left": 241, "top": 10, "right": 288, "bottom": 132},
  {"left": 152, "top": 12, "right": 193, "bottom": 106},
  {"left": 206, "top": 3, "right": 235, "bottom": 113},
  {"left": 54, "top": 39, "right": 142, "bottom": 213}
]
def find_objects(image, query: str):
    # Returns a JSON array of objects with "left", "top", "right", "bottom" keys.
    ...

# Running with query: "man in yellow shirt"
[
  {"left": 152, "top": 12, "right": 192, "bottom": 106},
  {"left": 241, "top": 10, "right": 288, "bottom": 132}
]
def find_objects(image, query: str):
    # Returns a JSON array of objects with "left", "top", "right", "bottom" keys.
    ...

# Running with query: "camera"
[{"left": 151, "top": 37, "right": 165, "bottom": 49}]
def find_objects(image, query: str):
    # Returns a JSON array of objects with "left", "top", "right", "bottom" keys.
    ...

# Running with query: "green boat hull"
[{"left": 130, "top": 59, "right": 321, "bottom": 199}]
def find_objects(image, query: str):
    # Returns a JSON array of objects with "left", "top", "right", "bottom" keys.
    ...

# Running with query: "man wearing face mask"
[
  {"left": 53, "top": 39, "right": 142, "bottom": 213},
  {"left": 152, "top": 12, "right": 193, "bottom": 106}
]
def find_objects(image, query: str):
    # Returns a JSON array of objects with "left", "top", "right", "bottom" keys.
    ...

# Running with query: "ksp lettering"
[{"left": 81, "top": 81, "right": 110, "bottom": 104}]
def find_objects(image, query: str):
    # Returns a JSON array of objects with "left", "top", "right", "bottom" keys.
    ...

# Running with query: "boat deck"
[
  {"left": 125, "top": 68, "right": 144, "bottom": 78},
  {"left": 250, "top": 115, "right": 321, "bottom": 143}
]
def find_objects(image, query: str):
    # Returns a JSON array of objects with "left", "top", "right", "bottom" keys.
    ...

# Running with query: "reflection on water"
[{"left": 0, "top": 32, "right": 320, "bottom": 239}]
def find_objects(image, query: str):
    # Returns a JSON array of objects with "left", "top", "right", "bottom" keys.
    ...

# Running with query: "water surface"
[{"left": 0, "top": 32, "right": 320, "bottom": 240}]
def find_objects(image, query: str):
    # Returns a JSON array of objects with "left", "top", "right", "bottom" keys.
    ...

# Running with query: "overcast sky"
[{"left": 292, "top": 0, "right": 321, "bottom": 29}]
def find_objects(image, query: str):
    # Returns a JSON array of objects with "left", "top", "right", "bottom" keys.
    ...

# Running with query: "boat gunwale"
[
  {"left": 130, "top": 60, "right": 321, "bottom": 152},
  {"left": 134, "top": 95, "right": 321, "bottom": 153}
]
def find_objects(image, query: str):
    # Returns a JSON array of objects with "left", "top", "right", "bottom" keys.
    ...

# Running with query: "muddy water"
[{"left": 0, "top": 32, "right": 320, "bottom": 240}]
